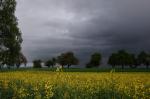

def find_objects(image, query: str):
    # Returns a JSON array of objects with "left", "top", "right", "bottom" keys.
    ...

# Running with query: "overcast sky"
[{"left": 16, "top": 0, "right": 150, "bottom": 64}]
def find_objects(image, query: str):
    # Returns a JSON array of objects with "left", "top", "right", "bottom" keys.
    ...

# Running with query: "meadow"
[{"left": 0, "top": 69, "right": 150, "bottom": 99}]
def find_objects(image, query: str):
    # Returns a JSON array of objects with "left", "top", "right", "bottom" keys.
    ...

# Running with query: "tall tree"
[{"left": 0, "top": 0, "right": 22, "bottom": 68}]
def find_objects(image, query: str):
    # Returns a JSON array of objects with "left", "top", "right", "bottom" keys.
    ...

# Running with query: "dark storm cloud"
[{"left": 16, "top": 0, "right": 150, "bottom": 64}]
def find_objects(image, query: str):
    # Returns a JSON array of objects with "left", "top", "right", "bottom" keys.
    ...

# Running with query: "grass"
[
  {"left": 0, "top": 67, "right": 150, "bottom": 72},
  {"left": 0, "top": 68, "right": 150, "bottom": 99}
]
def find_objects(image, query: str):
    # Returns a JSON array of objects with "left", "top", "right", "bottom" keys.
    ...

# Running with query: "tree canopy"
[
  {"left": 108, "top": 50, "right": 150, "bottom": 69},
  {"left": 15, "top": 52, "right": 27, "bottom": 68},
  {"left": 0, "top": 0, "right": 22, "bottom": 68},
  {"left": 86, "top": 53, "right": 102, "bottom": 68},
  {"left": 57, "top": 52, "right": 79, "bottom": 68},
  {"left": 138, "top": 51, "right": 150, "bottom": 69},
  {"left": 33, "top": 60, "right": 42, "bottom": 68},
  {"left": 45, "top": 57, "right": 56, "bottom": 68}
]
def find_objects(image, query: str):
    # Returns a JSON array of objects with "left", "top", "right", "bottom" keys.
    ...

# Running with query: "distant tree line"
[
  {"left": 33, "top": 50, "right": 150, "bottom": 69},
  {"left": 108, "top": 50, "right": 150, "bottom": 69},
  {"left": 33, "top": 52, "right": 79, "bottom": 69}
]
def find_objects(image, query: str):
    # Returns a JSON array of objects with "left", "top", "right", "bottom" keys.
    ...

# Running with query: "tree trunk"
[
  {"left": 68, "top": 65, "right": 70, "bottom": 69},
  {"left": 112, "top": 65, "right": 115, "bottom": 69},
  {"left": 17, "top": 65, "right": 19, "bottom": 69},
  {"left": 146, "top": 65, "right": 149, "bottom": 69},
  {"left": 16, "top": 64, "right": 20, "bottom": 69},
  {"left": 62, "top": 65, "right": 64, "bottom": 69},
  {"left": 130, "top": 65, "right": 137, "bottom": 69},
  {"left": 7, "top": 66, "right": 10, "bottom": 69},
  {"left": 122, "top": 65, "right": 124, "bottom": 69},
  {"left": 24, "top": 63, "right": 27, "bottom": 67},
  {"left": 0, "top": 64, "right": 4, "bottom": 69}
]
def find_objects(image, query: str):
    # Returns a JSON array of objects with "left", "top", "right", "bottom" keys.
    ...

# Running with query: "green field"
[
  {"left": 0, "top": 68, "right": 150, "bottom": 72},
  {"left": 0, "top": 69, "right": 150, "bottom": 99}
]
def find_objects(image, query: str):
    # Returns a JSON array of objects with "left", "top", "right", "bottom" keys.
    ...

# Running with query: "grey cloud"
[{"left": 16, "top": 0, "right": 150, "bottom": 64}]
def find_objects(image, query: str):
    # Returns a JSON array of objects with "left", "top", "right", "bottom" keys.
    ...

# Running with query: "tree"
[
  {"left": 45, "top": 58, "right": 56, "bottom": 68},
  {"left": 86, "top": 63, "right": 92, "bottom": 68},
  {"left": 15, "top": 52, "right": 27, "bottom": 68},
  {"left": 65, "top": 52, "right": 79, "bottom": 69},
  {"left": 108, "top": 50, "right": 150, "bottom": 69},
  {"left": 108, "top": 53, "right": 118, "bottom": 68},
  {"left": 0, "top": 0, "right": 22, "bottom": 68},
  {"left": 0, "top": 50, "right": 5, "bottom": 69},
  {"left": 137, "top": 51, "right": 147, "bottom": 65},
  {"left": 57, "top": 52, "right": 79, "bottom": 68},
  {"left": 117, "top": 50, "right": 129, "bottom": 69},
  {"left": 57, "top": 53, "right": 67, "bottom": 68},
  {"left": 145, "top": 54, "right": 150, "bottom": 69},
  {"left": 22, "top": 54, "right": 27, "bottom": 67},
  {"left": 52, "top": 57, "right": 56, "bottom": 67},
  {"left": 137, "top": 51, "right": 149, "bottom": 69},
  {"left": 86, "top": 53, "right": 101, "bottom": 68},
  {"left": 33, "top": 60, "right": 42, "bottom": 68},
  {"left": 108, "top": 50, "right": 137, "bottom": 69},
  {"left": 128, "top": 54, "right": 138, "bottom": 69},
  {"left": 45, "top": 60, "right": 53, "bottom": 68}
]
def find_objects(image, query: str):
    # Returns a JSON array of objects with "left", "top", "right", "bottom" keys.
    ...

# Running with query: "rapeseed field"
[{"left": 0, "top": 70, "right": 149, "bottom": 99}]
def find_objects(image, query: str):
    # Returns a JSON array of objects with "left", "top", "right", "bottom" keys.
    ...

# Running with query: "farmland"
[{"left": 0, "top": 69, "right": 150, "bottom": 99}]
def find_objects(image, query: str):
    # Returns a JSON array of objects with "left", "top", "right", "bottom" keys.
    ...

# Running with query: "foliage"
[
  {"left": 57, "top": 52, "right": 79, "bottom": 68},
  {"left": 0, "top": 0, "right": 22, "bottom": 67},
  {"left": 138, "top": 51, "right": 150, "bottom": 69},
  {"left": 108, "top": 53, "right": 118, "bottom": 68},
  {"left": 57, "top": 53, "right": 66, "bottom": 67},
  {"left": 86, "top": 53, "right": 101, "bottom": 68},
  {"left": 86, "top": 63, "right": 92, "bottom": 68},
  {"left": 117, "top": 50, "right": 130, "bottom": 69},
  {"left": 108, "top": 50, "right": 150, "bottom": 69},
  {"left": 108, "top": 50, "right": 142, "bottom": 69},
  {"left": 15, "top": 52, "right": 27, "bottom": 68},
  {"left": 45, "top": 58, "right": 56, "bottom": 68},
  {"left": 0, "top": 71, "right": 149, "bottom": 99},
  {"left": 45, "top": 60, "right": 53, "bottom": 68},
  {"left": 33, "top": 60, "right": 42, "bottom": 68}
]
